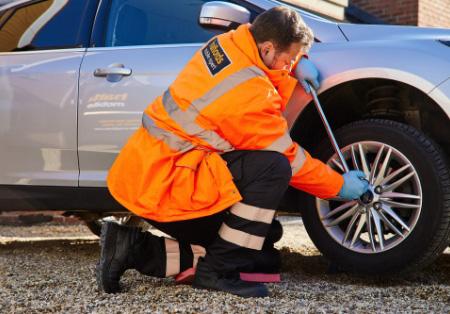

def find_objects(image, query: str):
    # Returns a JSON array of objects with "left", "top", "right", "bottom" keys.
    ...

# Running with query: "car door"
[
  {"left": 78, "top": 0, "right": 259, "bottom": 187},
  {"left": 0, "top": 0, "right": 98, "bottom": 186}
]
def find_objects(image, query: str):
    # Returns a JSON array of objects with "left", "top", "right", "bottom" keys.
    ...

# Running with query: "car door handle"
[{"left": 94, "top": 64, "right": 132, "bottom": 77}]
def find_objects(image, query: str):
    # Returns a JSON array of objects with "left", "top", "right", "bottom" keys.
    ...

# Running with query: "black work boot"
[
  {"left": 192, "top": 258, "right": 269, "bottom": 298},
  {"left": 249, "top": 219, "right": 282, "bottom": 273},
  {"left": 96, "top": 222, "right": 164, "bottom": 293},
  {"left": 251, "top": 246, "right": 281, "bottom": 273}
]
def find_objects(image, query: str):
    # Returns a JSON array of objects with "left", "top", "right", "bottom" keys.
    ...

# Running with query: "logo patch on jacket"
[{"left": 202, "top": 38, "right": 231, "bottom": 76}]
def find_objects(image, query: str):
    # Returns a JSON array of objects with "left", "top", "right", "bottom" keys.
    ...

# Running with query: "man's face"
[{"left": 258, "top": 41, "right": 304, "bottom": 71}]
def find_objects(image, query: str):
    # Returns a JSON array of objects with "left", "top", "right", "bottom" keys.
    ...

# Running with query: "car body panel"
[
  {"left": 0, "top": 0, "right": 448, "bottom": 206},
  {"left": 308, "top": 39, "right": 450, "bottom": 112},
  {"left": 247, "top": 0, "right": 348, "bottom": 43},
  {"left": 0, "top": 49, "right": 82, "bottom": 186},
  {"left": 80, "top": 0, "right": 450, "bottom": 187},
  {"left": 429, "top": 78, "right": 450, "bottom": 115},
  {"left": 78, "top": 44, "right": 200, "bottom": 186},
  {"left": 339, "top": 23, "right": 450, "bottom": 42}
]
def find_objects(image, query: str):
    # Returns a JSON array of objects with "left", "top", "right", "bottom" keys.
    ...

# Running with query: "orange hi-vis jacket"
[{"left": 107, "top": 24, "right": 344, "bottom": 222}]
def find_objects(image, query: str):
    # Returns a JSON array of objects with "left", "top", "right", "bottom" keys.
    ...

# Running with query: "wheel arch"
[{"left": 290, "top": 77, "right": 450, "bottom": 158}]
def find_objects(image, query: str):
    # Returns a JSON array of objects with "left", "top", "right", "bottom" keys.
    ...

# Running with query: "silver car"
[{"left": 1, "top": 0, "right": 449, "bottom": 275}]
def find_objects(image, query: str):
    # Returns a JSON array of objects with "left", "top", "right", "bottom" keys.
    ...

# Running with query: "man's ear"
[{"left": 259, "top": 41, "right": 274, "bottom": 56}]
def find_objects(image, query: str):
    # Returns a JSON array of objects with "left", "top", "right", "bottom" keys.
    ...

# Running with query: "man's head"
[{"left": 249, "top": 6, "right": 314, "bottom": 71}]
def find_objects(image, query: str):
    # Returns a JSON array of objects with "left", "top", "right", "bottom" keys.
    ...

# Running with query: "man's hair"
[{"left": 249, "top": 6, "right": 314, "bottom": 53}]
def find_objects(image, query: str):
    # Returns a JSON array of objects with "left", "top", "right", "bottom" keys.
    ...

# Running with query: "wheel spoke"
[
  {"left": 351, "top": 145, "right": 360, "bottom": 171},
  {"left": 369, "top": 145, "right": 384, "bottom": 184},
  {"left": 366, "top": 208, "right": 376, "bottom": 252},
  {"left": 379, "top": 164, "right": 411, "bottom": 186},
  {"left": 371, "top": 208, "right": 384, "bottom": 250},
  {"left": 358, "top": 144, "right": 370, "bottom": 177},
  {"left": 350, "top": 212, "right": 366, "bottom": 248},
  {"left": 381, "top": 204, "right": 410, "bottom": 231},
  {"left": 382, "top": 199, "right": 420, "bottom": 209},
  {"left": 373, "top": 147, "right": 392, "bottom": 186},
  {"left": 322, "top": 201, "right": 357, "bottom": 220},
  {"left": 380, "top": 191, "right": 420, "bottom": 200},
  {"left": 330, "top": 158, "right": 345, "bottom": 173},
  {"left": 343, "top": 211, "right": 360, "bottom": 244},
  {"left": 378, "top": 210, "right": 404, "bottom": 238},
  {"left": 383, "top": 171, "right": 415, "bottom": 192},
  {"left": 327, "top": 196, "right": 347, "bottom": 202},
  {"left": 325, "top": 204, "right": 358, "bottom": 227}
]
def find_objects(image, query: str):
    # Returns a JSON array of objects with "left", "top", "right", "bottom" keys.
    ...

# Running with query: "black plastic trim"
[
  {"left": 89, "top": 0, "right": 111, "bottom": 47},
  {"left": 0, "top": 185, "right": 127, "bottom": 213}
]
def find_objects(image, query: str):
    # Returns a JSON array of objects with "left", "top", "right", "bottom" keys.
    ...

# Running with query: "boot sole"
[
  {"left": 176, "top": 267, "right": 280, "bottom": 284},
  {"left": 240, "top": 272, "right": 281, "bottom": 283},
  {"left": 175, "top": 267, "right": 196, "bottom": 284},
  {"left": 96, "top": 222, "right": 121, "bottom": 293}
]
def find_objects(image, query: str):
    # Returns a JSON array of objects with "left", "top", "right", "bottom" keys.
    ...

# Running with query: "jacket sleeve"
[{"left": 214, "top": 77, "right": 344, "bottom": 199}]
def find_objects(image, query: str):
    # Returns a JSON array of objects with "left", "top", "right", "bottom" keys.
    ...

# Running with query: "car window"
[
  {"left": 104, "top": 0, "right": 259, "bottom": 47},
  {"left": 0, "top": 0, "right": 98, "bottom": 52}
]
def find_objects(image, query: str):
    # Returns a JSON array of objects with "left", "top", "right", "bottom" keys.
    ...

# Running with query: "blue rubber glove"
[
  {"left": 294, "top": 58, "right": 320, "bottom": 94},
  {"left": 339, "top": 170, "right": 370, "bottom": 200}
]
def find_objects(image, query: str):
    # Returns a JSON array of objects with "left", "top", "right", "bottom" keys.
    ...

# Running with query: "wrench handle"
[{"left": 308, "top": 84, "right": 350, "bottom": 173}]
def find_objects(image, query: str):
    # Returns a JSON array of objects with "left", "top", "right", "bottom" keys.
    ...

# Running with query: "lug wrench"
[{"left": 307, "top": 83, "right": 371, "bottom": 202}]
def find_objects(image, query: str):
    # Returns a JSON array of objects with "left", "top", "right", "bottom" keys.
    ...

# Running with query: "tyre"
[
  {"left": 302, "top": 119, "right": 450, "bottom": 274},
  {"left": 84, "top": 219, "right": 103, "bottom": 236}
]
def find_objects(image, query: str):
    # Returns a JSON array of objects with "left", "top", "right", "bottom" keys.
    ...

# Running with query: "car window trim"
[
  {"left": 86, "top": 43, "right": 204, "bottom": 52},
  {"left": 0, "top": 47, "right": 86, "bottom": 56}
]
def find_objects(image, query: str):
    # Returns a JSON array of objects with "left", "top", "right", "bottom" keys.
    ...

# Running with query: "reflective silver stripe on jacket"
[
  {"left": 230, "top": 202, "right": 275, "bottom": 224},
  {"left": 263, "top": 132, "right": 293, "bottom": 153},
  {"left": 191, "top": 66, "right": 265, "bottom": 111},
  {"left": 159, "top": 66, "right": 265, "bottom": 151},
  {"left": 218, "top": 223, "right": 265, "bottom": 250},
  {"left": 291, "top": 147, "right": 307, "bottom": 175},
  {"left": 162, "top": 90, "right": 234, "bottom": 152},
  {"left": 142, "top": 113, "right": 194, "bottom": 152}
]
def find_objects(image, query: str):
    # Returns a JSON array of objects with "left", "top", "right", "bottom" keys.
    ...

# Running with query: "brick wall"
[
  {"left": 351, "top": 0, "right": 418, "bottom": 25},
  {"left": 350, "top": 0, "right": 450, "bottom": 27},
  {"left": 284, "top": 0, "right": 349, "bottom": 21},
  {"left": 418, "top": 0, "right": 450, "bottom": 28}
]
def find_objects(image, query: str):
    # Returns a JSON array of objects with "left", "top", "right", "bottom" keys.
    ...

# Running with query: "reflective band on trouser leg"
[
  {"left": 191, "top": 244, "right": 206, "bottom": 267},
  {"left": 218, "top": 224, "right": 266, "bottom": 250},
  {"left": 218, "top": 202, "right": 276, "bottom": 250},
  {"left": 230, "top": 202, "right": 275, "bottom": 224},
  {"left": 291, "top": 147, "right": 307, "bottom": 175},
  {"left": 165, "top": 238, "right": 180, "bottom": 277}
]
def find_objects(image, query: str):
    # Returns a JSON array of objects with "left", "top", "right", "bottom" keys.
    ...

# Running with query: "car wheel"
[
  {"left": 302, "top": 119, "right": 450, "bottom": 274},
  {"left": 84, "top": 219, "right": 102, "bottom": 236}
]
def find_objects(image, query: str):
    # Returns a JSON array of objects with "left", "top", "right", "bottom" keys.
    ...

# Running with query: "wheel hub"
[{"left": 359, "top": 189, "right": 374, "bottom": 204}]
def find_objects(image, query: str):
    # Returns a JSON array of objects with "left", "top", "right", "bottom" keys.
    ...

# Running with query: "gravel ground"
[{"left": 1, "top": 221, "right": 450, "bottom": 313}]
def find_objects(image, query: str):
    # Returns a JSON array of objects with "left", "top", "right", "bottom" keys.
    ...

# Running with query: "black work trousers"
[{"left": 147, "top": 150, "right": 292, "bottom": 274}]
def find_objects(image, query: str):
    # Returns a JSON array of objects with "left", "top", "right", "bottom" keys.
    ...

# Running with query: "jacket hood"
[{"left": 230, "top": 24, "right": 292, "bottom": 88}]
